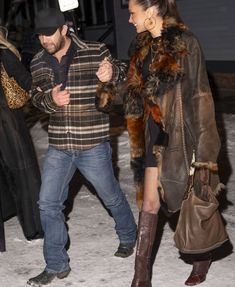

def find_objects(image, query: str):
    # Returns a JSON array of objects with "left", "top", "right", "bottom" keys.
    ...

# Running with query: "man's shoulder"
[
  {"left": 30, "top": 49, "right": 48, "bottom": 74},
  {"left": 31, "top": 49, "right": 45, "bottom": 64},
  {"left": 71, "top": 34, "right": 106, "bottom": 51}
]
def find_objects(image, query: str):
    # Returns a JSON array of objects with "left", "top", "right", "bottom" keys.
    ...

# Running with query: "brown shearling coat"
[
  {"left": 158, "top": 31, "right": 221, "bottom": 212},
  {"left": 96, "top": 25, "right": 221, "bottom": 213}
]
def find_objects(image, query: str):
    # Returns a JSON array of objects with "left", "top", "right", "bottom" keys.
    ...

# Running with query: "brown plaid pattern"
[{"left": 30, "top": 34, "right": 127, "bottom": 150}]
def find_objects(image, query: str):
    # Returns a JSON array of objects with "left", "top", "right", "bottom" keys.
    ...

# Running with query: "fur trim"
[
  {"left": 152, "top": 145, "right": 164, "bottom": 166},
  {"left": 144, "top": 101, "right": 162, "bottom": 123},
  {"left": 125, "top": 17, "right": 188, "bottom": 119},
  {"left": 214, "top": 183, "right": 226, "bottom": 196},
  {"left": 126, "top": 117, "right": 145, "bottom": 158},
  {"left": 135, "top": 182, "right": 144, "bottom": 211},
  {"left": 96, "top": 81, "right": 117, "bottom": 113},
  {"left": 125, "top": 17, "right": 188, "bottom": 158},
  {"left": 124, "top": 88, "right": 145, "bottom": 119},
  {"left": 130, "top": 157, "right": 145, "bottom": 210},
  {"left": 192, "top": 161, "right": 218, "bottom": 172}
]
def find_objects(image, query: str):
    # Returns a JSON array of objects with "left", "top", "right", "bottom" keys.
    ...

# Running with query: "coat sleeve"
[
  {"left": 30, "top": 54, "right": 61, "bottom": 113},
  {"left": 2, "top": 49, "right": 32, "bottom": 92},
  {"left": 96, "top": 44, "right": 128, "bottom": 112},
  {"left": 99, "top": 43, "right": 127, "bottom": 82},
  {"left": 184, "top": 34, "right": 221, "bottom": 165}
]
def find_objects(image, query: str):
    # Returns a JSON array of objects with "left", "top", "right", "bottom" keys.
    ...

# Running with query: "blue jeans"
[{"left": 39, "top": 142, "right": 136, "bottom": 273}]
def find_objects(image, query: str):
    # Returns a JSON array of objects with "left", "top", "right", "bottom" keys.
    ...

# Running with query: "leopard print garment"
[{"left": 1, "top": 64, "right": 29, "bottom": 109}]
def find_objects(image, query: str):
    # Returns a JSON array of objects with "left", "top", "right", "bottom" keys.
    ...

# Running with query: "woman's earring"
[{"left": 144, "top": 17, "right": 156, "bottom": 31}]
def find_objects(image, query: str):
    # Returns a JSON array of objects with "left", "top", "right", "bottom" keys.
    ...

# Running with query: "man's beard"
[{"left": 44, "top": 37, "right": 65, "bottom": 55}]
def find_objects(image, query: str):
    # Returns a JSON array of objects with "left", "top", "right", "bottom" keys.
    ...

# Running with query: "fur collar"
[{"left": 125, "top": 17, "right": 188, "bottom": 122}]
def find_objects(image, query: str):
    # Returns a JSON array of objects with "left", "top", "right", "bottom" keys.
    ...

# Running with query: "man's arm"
[
  {"left": 30, "top": 57, "right": 65, "bottom": 113},
  {"left": 97, "top": 43, "right": 128, "bottom": 82},
  {"left": 95, "top": 44, "right": 128, "bottom": 112}
]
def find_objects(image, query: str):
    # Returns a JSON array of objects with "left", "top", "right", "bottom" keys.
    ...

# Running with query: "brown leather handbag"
[
  {"left": 174, "top": 168, "right": 229, "bottom": 254},
  {"left": 0, "top": 64, "right": 29, "bottom": 109}
]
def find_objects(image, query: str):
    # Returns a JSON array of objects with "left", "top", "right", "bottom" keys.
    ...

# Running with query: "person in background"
[
  {"left": 97, "top": 0, "right": 229, "bottom": 286},
  {"left": 27, "top": 8, "right": 136, "bottom": 286},
  {"left": 0, "top": 25, "right": 43, "bottom": 242}
]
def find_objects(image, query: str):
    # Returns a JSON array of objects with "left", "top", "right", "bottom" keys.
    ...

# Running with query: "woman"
[
  {"left": 126, "top": 0, "right": 229, "bottom": 286},
  {"left": 0, "top": 26, "right": 43, "bottom": 244},
  {"left": 97, "top": 0, "right": 228, "bottom": 286}
]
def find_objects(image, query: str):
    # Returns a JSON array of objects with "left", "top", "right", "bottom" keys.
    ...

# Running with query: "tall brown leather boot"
[
  {"left": 131, "top": 211, "right": 158, "bottom": 287},
  {"left": 185, "top": 253, "right": 212, "bottom": 286}
]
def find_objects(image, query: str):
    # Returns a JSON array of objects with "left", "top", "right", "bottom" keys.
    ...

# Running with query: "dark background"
[{"left": 0, "top": 0, "right": 234, "bottom": 94}]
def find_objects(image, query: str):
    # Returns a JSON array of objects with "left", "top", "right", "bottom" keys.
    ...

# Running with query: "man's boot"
[
  {"left": 131, "top": 211, "right": 158, "bottom": 287},
  {"left": 185, "top": 253, "right": 212, "bottom": 286}
]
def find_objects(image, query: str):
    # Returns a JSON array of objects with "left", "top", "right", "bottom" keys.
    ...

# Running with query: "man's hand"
[
  {"left": 52, "top": 84, "right": 70, "bottom": 106},
  {"left": 96, "top": 57, "right": 113, "bottom": 82}
]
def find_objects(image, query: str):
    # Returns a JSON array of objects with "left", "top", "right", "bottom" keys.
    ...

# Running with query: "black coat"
[{"left": 0, "top": 48, "right": 43, "bottom": 239}]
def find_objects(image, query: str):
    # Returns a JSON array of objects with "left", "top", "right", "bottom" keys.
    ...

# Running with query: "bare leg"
[
  {"left": 131, "top": 167, "right": 159, "bottom": 287},
  {"left": 142, "top": 167, "right": 160, "bottom": 214}
]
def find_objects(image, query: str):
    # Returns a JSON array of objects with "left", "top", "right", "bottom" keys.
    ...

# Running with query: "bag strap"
[
  {"left": 0, "top": 63, "right": 7, "bottom": 75},
  {"left": 0, "top": 50, "right": 9, "bottom": 78},
  {"left": 176, "top": 83, "right": 195, "bottom": 199}
]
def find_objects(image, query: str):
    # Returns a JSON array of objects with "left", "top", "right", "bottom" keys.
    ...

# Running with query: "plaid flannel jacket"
[{"left": 30, "top": 34, "right": 127, "bottom": 150}]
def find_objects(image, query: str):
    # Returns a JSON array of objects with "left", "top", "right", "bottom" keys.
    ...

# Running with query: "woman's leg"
[
  {"left": 142, "top": 167, "right": 160, "bottom": 214},
  {"left": 131, "top": 167, "right": 160, "bottom": 287},
  {"left": 184, "top": 252, "right": 212, "bottom": 286}
]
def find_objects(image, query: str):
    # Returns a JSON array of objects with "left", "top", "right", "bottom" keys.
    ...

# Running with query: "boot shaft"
[
  {"left": 131, "top": 211, "right": 158, "bottom": 287},
  {"left": 136, "top": 211, "right": 158, "bottom": 258}
]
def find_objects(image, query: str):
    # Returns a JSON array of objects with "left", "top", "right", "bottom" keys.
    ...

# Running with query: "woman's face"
[
  {"left": 128, "top": 0, "right": 148, "bottom": 33},
  {"left": 128, "top": 0, "right": 163, "bottom": 37}
]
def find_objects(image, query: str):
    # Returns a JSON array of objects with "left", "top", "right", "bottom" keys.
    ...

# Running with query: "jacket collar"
[
  {"left": 127, "top": 17, "right": 188, "bottom": 95},
  {"left": 130, "top": 17, "right": 187, "bottom": 57},
  {"left": 70, "top": 33, "right": 89, "bottom": 50}
]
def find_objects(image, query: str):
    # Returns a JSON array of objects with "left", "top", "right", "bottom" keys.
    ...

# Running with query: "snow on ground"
[{"left": 0, "top": 98, "right": 234, "bottom": 287}]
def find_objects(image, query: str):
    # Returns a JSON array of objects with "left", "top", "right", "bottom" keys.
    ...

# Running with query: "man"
[{"left": 27, "top": 8, "right": 136, "bottom": 286}]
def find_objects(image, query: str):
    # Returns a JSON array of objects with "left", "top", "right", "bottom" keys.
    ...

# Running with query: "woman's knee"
[{"left": 142, "top": 200, "right": 160, "bottom": 214}]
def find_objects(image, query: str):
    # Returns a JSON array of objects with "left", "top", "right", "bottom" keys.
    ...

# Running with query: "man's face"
[{"left": 38, "top": 28, "right": 65, "bottom": 55}]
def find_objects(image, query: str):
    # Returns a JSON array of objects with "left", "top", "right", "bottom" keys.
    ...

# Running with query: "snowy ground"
[{"left": 0, "top": 97, "right": 234, "bottom": 287}]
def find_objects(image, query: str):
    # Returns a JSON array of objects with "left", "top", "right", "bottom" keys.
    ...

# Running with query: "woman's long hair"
[
  {"left": 132, "top": 0, "right": 183, "bottom": 23},
  {"left": 0, "top": 26, "right": 21, "bottom": 59}
]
